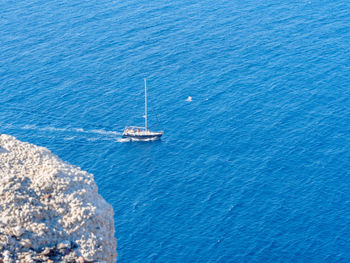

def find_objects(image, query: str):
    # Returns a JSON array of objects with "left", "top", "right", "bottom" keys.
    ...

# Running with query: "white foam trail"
[
  {"left": 89, "top": 129, "right": 119, "bottom": 136},
  {"left": 116, "top": 138, "right": 131, "bottom": 143},
  {"left": 5, "top": 124, "right": 125, "bottom": 142},
  {"left": 63, "top": 137, "right": 76, "bottom": 141},
  {"left": 20, "top": 125, "right": 120, "bottom": 135},
  {"left": 22, "top": 125, "right": 68, "bottom": 132},
  {"left": 87, "top": 138, "right": 99, "bottom": 141},
  {"left": 73, "top": 128, "right": 85, "bottom": 132},
  {"left": 22, "top": 125, "right": 37, "bottom": 130},
  {"left": 41, "top": 127, "right": 67, "bottom": 132}
]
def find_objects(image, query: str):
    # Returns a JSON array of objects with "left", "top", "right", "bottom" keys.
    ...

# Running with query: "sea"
[{"left": 1, "top": 0, "right": 350, "bottom": 262}]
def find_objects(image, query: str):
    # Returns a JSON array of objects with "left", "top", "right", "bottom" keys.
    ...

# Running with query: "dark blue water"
[{"left": 1, "top": 0, "right": 350, "bottom": 262}]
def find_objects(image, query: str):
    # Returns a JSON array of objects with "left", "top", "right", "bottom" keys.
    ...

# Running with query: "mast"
[{"left": 144, "top": 78, "right": 147, "bottom": 130}]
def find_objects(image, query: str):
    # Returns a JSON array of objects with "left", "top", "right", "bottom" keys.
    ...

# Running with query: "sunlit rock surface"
[{"left": 0, "top": 134, "right": 117, "bottom": 262}]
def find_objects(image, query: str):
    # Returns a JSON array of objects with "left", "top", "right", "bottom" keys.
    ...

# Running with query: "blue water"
[{"left": 1, "top": 0, "right": 350, "bottom": 261}]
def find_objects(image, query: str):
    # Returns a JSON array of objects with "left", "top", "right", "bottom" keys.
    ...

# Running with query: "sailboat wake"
[
  {"left": 21, "top": 125, "right": 120, "bottom": 136},
  {"left": 3, "top": 124, "right": 123, "bottom": 142},
  {"left": 116, "top": 138, "right": 131, "bottom": 143}
]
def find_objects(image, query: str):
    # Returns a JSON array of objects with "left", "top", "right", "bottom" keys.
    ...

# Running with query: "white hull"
[{"left": 122, "top": 129, "right": 163, "bottom": 141}]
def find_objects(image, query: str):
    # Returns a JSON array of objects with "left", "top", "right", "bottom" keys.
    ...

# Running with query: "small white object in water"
[{"left": 186, "top": 96, "right": 192, "bottom": 102}]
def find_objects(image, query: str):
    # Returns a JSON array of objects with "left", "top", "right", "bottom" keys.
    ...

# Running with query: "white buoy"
[{"left": 185, "top": 96, "right": 192, "bottom": 102}]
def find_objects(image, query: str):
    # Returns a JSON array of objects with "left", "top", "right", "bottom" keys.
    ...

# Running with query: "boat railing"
[
  {"left": 124, "top": 126, "right": 146, "bottom": 130},
  {"left": 123, "top": 126, "right": 149, "bottom": 134}
]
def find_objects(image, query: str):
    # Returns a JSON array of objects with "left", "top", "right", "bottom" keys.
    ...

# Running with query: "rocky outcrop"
[{"left": 0, "top": 135, "right": 117, "bottom": 262}]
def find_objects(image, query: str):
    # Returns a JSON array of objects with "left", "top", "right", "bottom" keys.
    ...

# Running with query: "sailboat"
[{"left": 122, "top": 79, "right": 163, "bottom": 141}]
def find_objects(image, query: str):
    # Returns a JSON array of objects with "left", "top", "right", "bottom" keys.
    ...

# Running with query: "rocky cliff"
[{"left": 0, "top": 134, "right": 117, "bottom": 262}]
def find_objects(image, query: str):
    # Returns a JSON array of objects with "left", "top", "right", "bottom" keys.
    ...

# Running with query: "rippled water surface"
[{"left": 1, "top": 0, "right": 350, "bottom": 262}]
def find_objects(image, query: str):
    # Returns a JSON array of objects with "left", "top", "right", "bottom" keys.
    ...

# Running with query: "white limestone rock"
[{"left": 0, "top": 134, "right": 117, "bottom": 262}]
